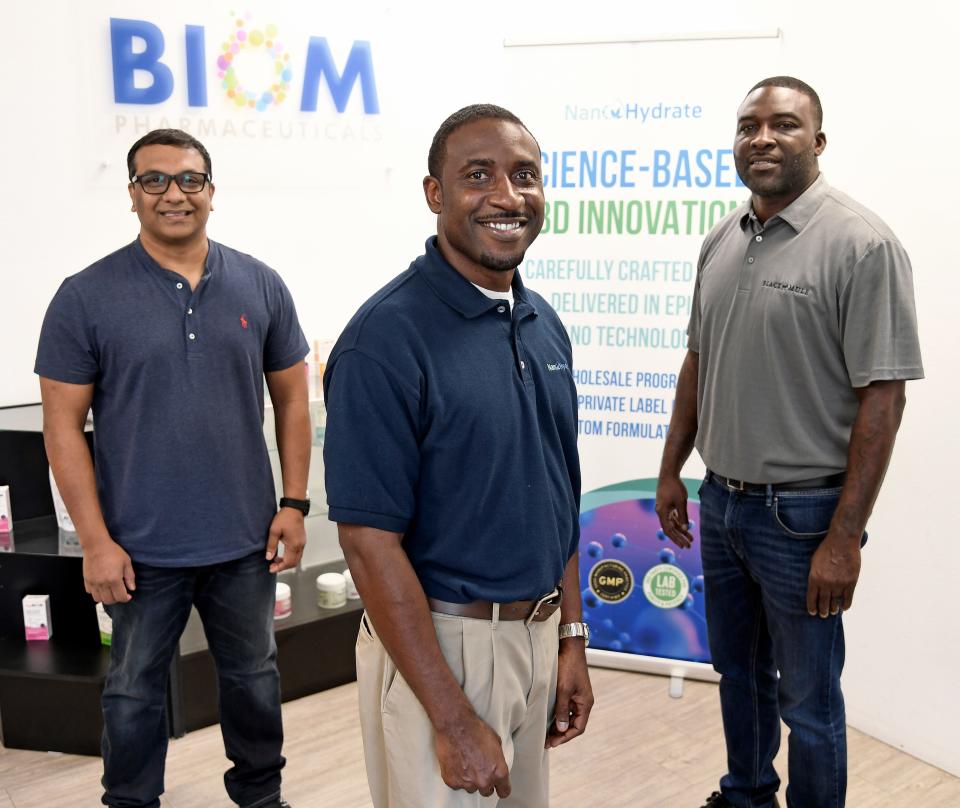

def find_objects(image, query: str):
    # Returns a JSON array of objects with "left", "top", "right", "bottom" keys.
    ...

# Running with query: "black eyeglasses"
[{"left": 131, "top": 171, "right": 211, "bottom": 195}]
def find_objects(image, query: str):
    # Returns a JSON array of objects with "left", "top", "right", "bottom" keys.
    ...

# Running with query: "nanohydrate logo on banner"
[
  {"left": 642, "top": 563, "right": 689, "bottom": 609},
  {"left": 588, "top": 559, "right": 634, "bottom": 603},
  {"left": 218, "top": 14, "right": 292, "bottom": 111}
]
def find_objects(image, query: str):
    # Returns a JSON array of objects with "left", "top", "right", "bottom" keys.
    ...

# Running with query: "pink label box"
[{"left": 23, "top": 594, "right": 53, "bottom": 641}]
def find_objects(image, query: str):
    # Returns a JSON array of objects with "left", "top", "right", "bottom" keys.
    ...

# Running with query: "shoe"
[
  {"left": 246, "top": 800, "right": 290, "bottom": 808},
  {"left": 698, "top": 792, "right": 780, "bottom": 808}
]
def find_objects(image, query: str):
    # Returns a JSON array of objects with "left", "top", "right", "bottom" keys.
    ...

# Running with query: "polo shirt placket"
[{"left": 511, "top": 303, "right": 537, "bottom": 384}]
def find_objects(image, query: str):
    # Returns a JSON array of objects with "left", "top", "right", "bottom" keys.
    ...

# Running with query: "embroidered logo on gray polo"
[
  {"left": 761, "top": 279, "right": 810, "bottom": 297},
  {"left": 546, "top": 362, "right": 570, "bottom": 372}
]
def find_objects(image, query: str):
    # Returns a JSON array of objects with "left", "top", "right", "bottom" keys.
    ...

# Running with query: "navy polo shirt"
[
  {"left": 323, "top": 237, "right": 581, "bottom": 603},
  {"left": 35, "top": 239, "right": 308, "bottom": 566}
]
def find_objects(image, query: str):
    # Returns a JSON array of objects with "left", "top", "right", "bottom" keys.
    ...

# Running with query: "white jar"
[
  {"left": 316, "top": 572, "right": 347, "bottom": 609},
  {"left": 274, "top": 582, "right": 292, "bottom": 619},
  {"left": 343, "top": 568, "right": 360, "bottom": 600}
]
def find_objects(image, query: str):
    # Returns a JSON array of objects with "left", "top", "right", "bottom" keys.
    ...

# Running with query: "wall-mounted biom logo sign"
[{"left": 110, "top": 14, "right": 380, "bottom": 114}]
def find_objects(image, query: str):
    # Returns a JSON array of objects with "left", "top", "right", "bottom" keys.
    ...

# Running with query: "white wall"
[{"left": 3, "top": 0, "right": 957, "bottom": 775}]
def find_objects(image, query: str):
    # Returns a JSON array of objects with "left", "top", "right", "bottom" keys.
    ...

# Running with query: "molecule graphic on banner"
[{"left": 579, "top": 485, "right": 709, "bottom": 663}]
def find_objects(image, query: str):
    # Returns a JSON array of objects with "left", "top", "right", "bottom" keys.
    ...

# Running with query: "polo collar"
[
  {"left": 739, "top": 173, "right": 830, "bottom": 234},
  {"left": 417, "top": 237, "right": 536, "bottom": 320}
]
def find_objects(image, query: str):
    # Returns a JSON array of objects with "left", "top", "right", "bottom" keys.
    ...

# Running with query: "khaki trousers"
[{"left": 356, "top": 608, "right": 560, "bottom": 808}]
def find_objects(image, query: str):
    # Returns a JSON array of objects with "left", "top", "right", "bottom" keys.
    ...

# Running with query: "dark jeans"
[
  {"left": 101, "top": 551, "right": 284, "bottom": 808},
  {"left": 700, "top": 475, "right": 860, "bottom": 808}
]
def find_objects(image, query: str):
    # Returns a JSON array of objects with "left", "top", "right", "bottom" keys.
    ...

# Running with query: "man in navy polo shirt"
[
  {"left": 324, "top": 104, "right": 593, "bottom": 807},
  {"left": 35, "top": 129, "right": 309, "bottom": 808}
]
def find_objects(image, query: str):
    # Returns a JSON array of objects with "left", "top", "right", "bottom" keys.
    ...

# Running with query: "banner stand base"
[{"left": 586, "top": 649, "right": 720, "bottom": 695}]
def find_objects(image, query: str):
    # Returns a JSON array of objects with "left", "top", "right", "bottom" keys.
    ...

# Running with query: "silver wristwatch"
[{"left": 558, "top": 621, "right": 590, "bottom": 646}]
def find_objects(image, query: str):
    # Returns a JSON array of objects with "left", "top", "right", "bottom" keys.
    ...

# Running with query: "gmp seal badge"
[{"left": 589, "top": 559, "right": 634, "bottom": 603}]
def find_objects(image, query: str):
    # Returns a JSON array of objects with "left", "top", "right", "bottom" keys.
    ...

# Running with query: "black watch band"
[{"left": 279, "top": 497, "right": 311, "bottom": 516}]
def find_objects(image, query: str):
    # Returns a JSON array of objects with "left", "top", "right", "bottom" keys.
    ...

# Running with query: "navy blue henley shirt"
[{"left": 35, "top": 239, "right": 308, "bottom": 566}]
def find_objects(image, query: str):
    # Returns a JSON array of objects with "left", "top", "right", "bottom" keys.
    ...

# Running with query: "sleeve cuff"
[
  {"left": 34, "top": 364, "right": 97, "bottom": 385},
  {"left": 849, "top": 367, "right": 925, "bottom": 387},
  {"left": 328, "top": 506, "right": 410, "bottom": 534},
  {"left": 264, "top": 341, "right": 310, "bottom": 373}
]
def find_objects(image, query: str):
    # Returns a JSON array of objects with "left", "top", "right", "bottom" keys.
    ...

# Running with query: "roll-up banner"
[{"left": 505, "top": 33, "right": 782, "bottom": 679}]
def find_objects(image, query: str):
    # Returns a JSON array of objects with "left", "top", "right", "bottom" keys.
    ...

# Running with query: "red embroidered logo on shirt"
[{"left": 240, "top": 314, "right": 248, "bottom": 329}]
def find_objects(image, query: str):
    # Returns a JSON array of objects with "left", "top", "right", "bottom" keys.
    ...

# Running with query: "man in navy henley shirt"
[{"left": 35, "top": 129, "right": 308, "bottom": 808}]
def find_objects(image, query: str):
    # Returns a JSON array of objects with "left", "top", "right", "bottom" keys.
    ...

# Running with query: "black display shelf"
[
  {"left": 0, "top": 543, "right": 108, "bottom": 755},
  {"left": 0, "top": 402, "right": 360, "bottom": 756}
]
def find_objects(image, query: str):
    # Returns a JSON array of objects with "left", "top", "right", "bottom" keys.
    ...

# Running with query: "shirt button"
[
  {"left": 187, "top": 308, "right": 193, "bottom": 315},
  {"left": 188, "top": 333, "right": 196, "bottom": 340},
  {"left": 747, "top": 256, "right": 755, "bottom": 264},
  {"left": 176, "top": 282, "right": 183, "bottom": 290},
  {"left": 497, "top": 305, "right": 506, "bottom": 314},
  {"left": 755, "top": 235, "right": 763, "bottom": 242},
  {"left": 520, "top": 360, "right": 526, "bottom": 370}
]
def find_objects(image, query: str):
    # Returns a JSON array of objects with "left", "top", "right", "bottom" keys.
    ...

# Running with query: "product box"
[
  {"left": 49, "top": 467, "right": 77, "bottom": 532},
  {"left": 96, "top": 603, "right": 112, "bottom": 646},
  {"left": 0, "top": 484, "right": 12, "bottom": 535},
  {"left": 23, "top": 594, "right": 53, "bottom": 641},
  {"left": 58, "top": 529, "right": 83, "bottom": 557}
]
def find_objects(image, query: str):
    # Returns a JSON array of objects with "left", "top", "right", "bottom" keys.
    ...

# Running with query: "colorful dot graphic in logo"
[{"left": 217, "top": 12, "right": 292, "bottom": 112}]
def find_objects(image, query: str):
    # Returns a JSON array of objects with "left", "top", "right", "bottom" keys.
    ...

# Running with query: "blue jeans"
[
  {"left": 700, "top": 474, "right": 859, "bottom": 808},
  {"left": 101, "top": 551, "right": 284, "bottom": 808}
]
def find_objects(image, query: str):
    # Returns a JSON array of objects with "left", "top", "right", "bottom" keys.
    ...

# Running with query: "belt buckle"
[
  {"left": 726, "top": 477, "right": 746, "bottom": 492},
  {"left": 525, "top": 586, "right": 562, "bottom": 626}
]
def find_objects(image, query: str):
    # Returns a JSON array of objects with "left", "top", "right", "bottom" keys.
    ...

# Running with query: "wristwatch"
[
  {"left": 279, "top": 497, "right": 311, "bottom": 517},
  {"left": 558, "top": 621, "right": 590, "bottom": 646}
]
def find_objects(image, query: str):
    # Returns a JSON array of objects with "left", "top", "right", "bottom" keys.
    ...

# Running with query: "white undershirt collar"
[{"left": 471, "top": 281, "right": 514, "bottom": 307}]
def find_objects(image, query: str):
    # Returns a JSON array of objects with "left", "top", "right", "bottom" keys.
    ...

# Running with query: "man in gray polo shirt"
[{"left": 655, "top": 77, "right": 923, "bottom": 808}]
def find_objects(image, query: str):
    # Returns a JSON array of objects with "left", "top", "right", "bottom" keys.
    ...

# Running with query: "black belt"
[
  {"left": 428, "top": 586, "right": 562, "bottom": 625},
  {"left": 708, "top": 470, "right": 846, "bottom": 493}
]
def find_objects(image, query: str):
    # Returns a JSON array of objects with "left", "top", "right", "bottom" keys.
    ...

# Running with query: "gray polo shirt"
[{"left": 688, "top": 174, "right": 923, "bottom": 483}]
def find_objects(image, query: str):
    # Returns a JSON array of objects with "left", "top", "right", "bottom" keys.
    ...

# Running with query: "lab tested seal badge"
[{"left": 642, "top": 563, "right": 690, "bottom": 609}]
